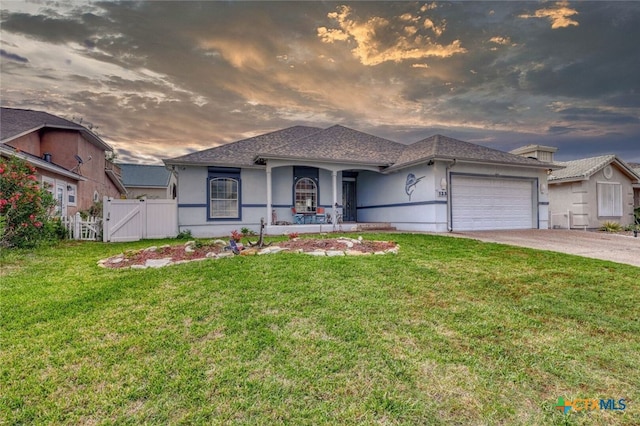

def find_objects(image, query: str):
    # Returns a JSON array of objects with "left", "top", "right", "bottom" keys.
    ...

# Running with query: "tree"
[{"left": 0, "top": 155, "right": 58, "bottom": 248}]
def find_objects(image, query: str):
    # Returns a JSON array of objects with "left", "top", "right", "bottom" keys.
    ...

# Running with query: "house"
[
  {"left": 512, "top": 145, "right": 639, "bottom": 229},
  {"left": 164, "top": 125, "right": 557, "bottom": 237},
  {"left": 629, "top": 162, "right": 640, "bottom": 208},
  {"left": 0, "top": 107, "right": 126, "bottom": 216},
  {"left": 119, "top": 163, "right": 177, "bottom": 199}
]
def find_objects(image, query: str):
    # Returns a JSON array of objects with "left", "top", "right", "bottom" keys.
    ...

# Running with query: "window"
[
  {"left": 208, "top": 168, "right": 241, "bottom": 220},
  {"left": 67, "top": 183, "right": 77, "bottom": 206},
  {"left": 295, "top": 177, "right": 317, "bottom": 212},
  {"left": 597, "top": 182, "right": 622, "bottom": 217}
]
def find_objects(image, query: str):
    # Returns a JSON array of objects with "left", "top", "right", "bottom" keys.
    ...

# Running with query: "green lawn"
[{"left": 1, "top": 234, "right": 638, "bottom": 425}]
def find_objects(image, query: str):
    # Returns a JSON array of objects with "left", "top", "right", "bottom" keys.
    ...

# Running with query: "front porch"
[{"left": 264, "top": 222, "right": 395, "bottom": 236}]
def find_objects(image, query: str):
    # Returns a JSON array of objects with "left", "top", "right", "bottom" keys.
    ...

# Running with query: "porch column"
[
  {"left": 332, "top": 170, "right": 338, "bottom": 206},
  {"left": 332, "top": 170, "right": 338, "bottom": 222},
  {"left": 266, "top": 166, "right": 273, "bottom": 225}
]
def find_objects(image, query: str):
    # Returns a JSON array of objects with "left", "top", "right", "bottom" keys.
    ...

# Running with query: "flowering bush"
[
  {"left": 287, "top": 232, "right": 299, "bottom": 240},
  {"left": 0, "top": 156, "right": 57, "bottom": 248}
]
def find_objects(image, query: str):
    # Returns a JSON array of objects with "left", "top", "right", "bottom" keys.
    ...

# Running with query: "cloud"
[
  {"left": 0, "top": 49, "right": 28, "bottom": 63},
  {"left": 317, "top": 5, "right": 466, "bottom": 66},
  {"left": 489, "top": 36, "right": 511, "bottom": 46},
  {"left": 519, "top": 1, "right": 579, "bottom": 29}
]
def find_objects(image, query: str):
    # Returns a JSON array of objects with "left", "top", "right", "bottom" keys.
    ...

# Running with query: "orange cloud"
[
  {"left": 317, "top": 5, "right": 466, "bottom": 66},
  {"left": 519, "top": 1, "right": 579, "bottom": 29}
]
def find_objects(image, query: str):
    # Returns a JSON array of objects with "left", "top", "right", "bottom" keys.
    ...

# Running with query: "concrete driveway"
[{"left": 450, "top": 229, "right": 640, "bottom": 268}]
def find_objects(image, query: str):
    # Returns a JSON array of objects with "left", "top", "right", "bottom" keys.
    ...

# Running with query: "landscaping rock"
[
  {"left": 145, "top": 258, "right": 173, "bottom": 268},
  {"left": 131, "top": 264, "right": 147, "bottom": 269},
  {"left": 326, "top": 250, "right": 345, "bottom": 257},
  {"left": 144, "top": 246, "right": 157, "bottom": 252}
]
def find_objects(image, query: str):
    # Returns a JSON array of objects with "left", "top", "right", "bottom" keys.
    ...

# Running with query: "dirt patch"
[{"left": 99, "top": 238, "right": 399, "bottom": 269}]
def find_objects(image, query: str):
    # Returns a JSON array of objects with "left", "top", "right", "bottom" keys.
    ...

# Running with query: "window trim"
[
  {"left": 597, "top": 181, "right": 622, "bottom": 217},
  {"left": 207, "top": 168, "right": 241, "bottom": 221}
]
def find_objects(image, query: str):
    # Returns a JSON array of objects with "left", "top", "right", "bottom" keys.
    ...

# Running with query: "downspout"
[{"left": 446, "top": 159, "right": 457, "bottom": 232}]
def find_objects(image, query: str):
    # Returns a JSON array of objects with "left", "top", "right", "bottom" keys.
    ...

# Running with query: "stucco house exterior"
[
  {"left": 629, "top": 162, "right": 640, "bottom": 208},
  {"left": 0, "top": 107, "right": 126, "bottom": 216},
  {"left": 164, "top": 125, "right": 556, "bottom": 237},
  {"left": 119, "top": 163, "right": 177, "bottom": 199},
  {"left": 547, "top": 155, "right": 639, "bottom": 229}
]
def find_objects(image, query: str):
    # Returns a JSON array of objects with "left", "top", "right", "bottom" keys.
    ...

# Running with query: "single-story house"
[
  {"left": 546, "top": 154, "right": 639, "bottom": 229},
  {"left": 1, "top": 107, "right": 126, "bottom": 216},
  {"left": 119, "top": 163, "right": 177, "bottom": 199},
  {"left": 629, "top": 162, "right": 640, "bottom": 208},
  {"left": 164, "top": 125, "right": 557, "bottom": 237}
]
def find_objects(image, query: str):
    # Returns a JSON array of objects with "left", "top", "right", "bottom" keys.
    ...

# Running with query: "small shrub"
[
  {"left": 288, "top": 232, "right": 299, "bottom": 240},
  {"left": 600, "top": 221, "right": 622, "bottom": 232},
  {"left": 240, "top": 227, "right": 256, "bottom": 236},
  {"left": 231, "top": 230, "right": 244, "bottom": 242},
  {"left": 176, "top": 229, "right": 193, "bottom": 239}
]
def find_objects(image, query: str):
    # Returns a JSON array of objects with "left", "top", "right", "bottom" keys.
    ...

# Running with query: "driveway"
[{"left": 450, "top": 229, "right": 640, "bottom": 268}]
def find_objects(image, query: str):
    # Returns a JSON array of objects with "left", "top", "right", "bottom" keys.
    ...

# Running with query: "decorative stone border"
[{"left": 97, "top": 237, "right": 399, "bottom": 270}]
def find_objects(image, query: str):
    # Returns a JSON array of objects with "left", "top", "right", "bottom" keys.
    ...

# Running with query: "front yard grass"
[{"left": 1, "top": 233, "right": 638, "bottom": 425}]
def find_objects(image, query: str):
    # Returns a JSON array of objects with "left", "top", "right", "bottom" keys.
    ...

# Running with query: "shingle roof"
[
  {"left": 1, "top": 107, "right": 112, "bottom": 151},
  {"left": 388, "top": 134, "right": 553, "bottom": 171},
  {"left": 257, "top": 125, "right": 406, "bottom": 166},
  {"left": 165, "top": 126, "right": 323, "bottom": 167},
  {"left": 549, "top": 155, "right": 616, "bottom": 182},
  {"left": 119, "top": 163, "right": 172, "bottom": 187},
  {"left": 165, "top": 125, "right": 556, "bottom": 171}
]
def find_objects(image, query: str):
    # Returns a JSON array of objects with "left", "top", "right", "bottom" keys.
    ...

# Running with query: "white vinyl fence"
[
  {"left": 102, "top": 197, "right": 178, "bottom": 242},
  {"left": 62, "top": 213, "right": 102, "bottom": 241}
]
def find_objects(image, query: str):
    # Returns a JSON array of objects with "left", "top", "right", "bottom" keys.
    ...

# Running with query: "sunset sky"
[{"left": 1, "top": 1, "right": 639, "bottom": 164}]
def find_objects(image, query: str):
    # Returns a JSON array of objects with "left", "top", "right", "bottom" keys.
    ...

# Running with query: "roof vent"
[{"left": 43, "top": 153, "right": 52, "bottom": 163}]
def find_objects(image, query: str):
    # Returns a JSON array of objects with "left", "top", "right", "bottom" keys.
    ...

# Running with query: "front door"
[
  {"left": 55, "top": 182, "right": 67, "bottom": 217},
  {"left": 342, "top": 180, "right": 356, "bottom": 222}
]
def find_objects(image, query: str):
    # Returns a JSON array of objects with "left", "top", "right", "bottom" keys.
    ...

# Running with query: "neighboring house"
[
  {"left": 119, "top": 163, "right": 177, "bottom": 199},
  {"left": 164, "top": 125, "right": 557, "bottom": 237},
  {"left": 514, "top": 145, "right": 639, "bottom": 229},
  {"left": 628, "top": 162, "right": 640, "bottom": 208},
  {"left": 0, "top": 107, "right": 126, "bottom": 216}
]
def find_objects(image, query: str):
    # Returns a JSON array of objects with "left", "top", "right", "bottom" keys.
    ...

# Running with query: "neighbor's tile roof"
[
  {"left": 119, "top": 163, "right": 172, "bottom": 187},
  {"left": 548, "top": 155, "right": 616, "bottom": 182},
  {"left": 1, "top": 107, "right": 111, "bottom": 150},
  {"left": 257, "top": 125, "right": 406, "bottom": 166},
  {"left": 165, "top": 126, "right": 323, "bottom": 167},
  {"left": 388, "top": 134, "right": 553, "bottom": 170}
]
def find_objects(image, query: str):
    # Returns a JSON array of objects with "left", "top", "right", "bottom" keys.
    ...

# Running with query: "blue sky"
[{"left": 1, "top": 1, "right": 639, "bottom": 163}]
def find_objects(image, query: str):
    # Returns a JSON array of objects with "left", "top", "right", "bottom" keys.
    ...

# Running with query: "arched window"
[
  {"left": 295, "top": 177, "right": 317, "bottom": 212},
  {"left": 210, "top": 177, "right": 239, "bottom": 218}
]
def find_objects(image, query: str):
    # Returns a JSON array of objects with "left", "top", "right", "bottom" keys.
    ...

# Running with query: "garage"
[{"left": 451, "top": 175, "right": 536, "bottom": 231}]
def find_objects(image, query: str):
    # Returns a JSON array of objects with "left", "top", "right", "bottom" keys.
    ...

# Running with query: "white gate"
[{"left": 103, "top": 197, "right": 178, "bottom": 242}]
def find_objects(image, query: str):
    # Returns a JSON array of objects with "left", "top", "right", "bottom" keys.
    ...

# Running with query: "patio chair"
[
  {"left": 291, "top": 207, "right": 304, "bottom": 224},
  {"left": 315, "top": 207, "right": 326, "bottom": 224}
]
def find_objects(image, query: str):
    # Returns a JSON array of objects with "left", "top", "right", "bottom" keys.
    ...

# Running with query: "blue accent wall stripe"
[{"left": 357, "top": 200, "right": 447, "bottom": 210}]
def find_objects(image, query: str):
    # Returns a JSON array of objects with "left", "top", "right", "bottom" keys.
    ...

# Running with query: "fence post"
[{"left": 74, "top": 212, "right": 82, "bottom": 240}]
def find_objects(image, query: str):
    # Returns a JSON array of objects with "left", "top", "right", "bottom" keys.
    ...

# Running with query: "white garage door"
[{"left": 451, "top": 176, "right": 535, "bottom": 231}]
